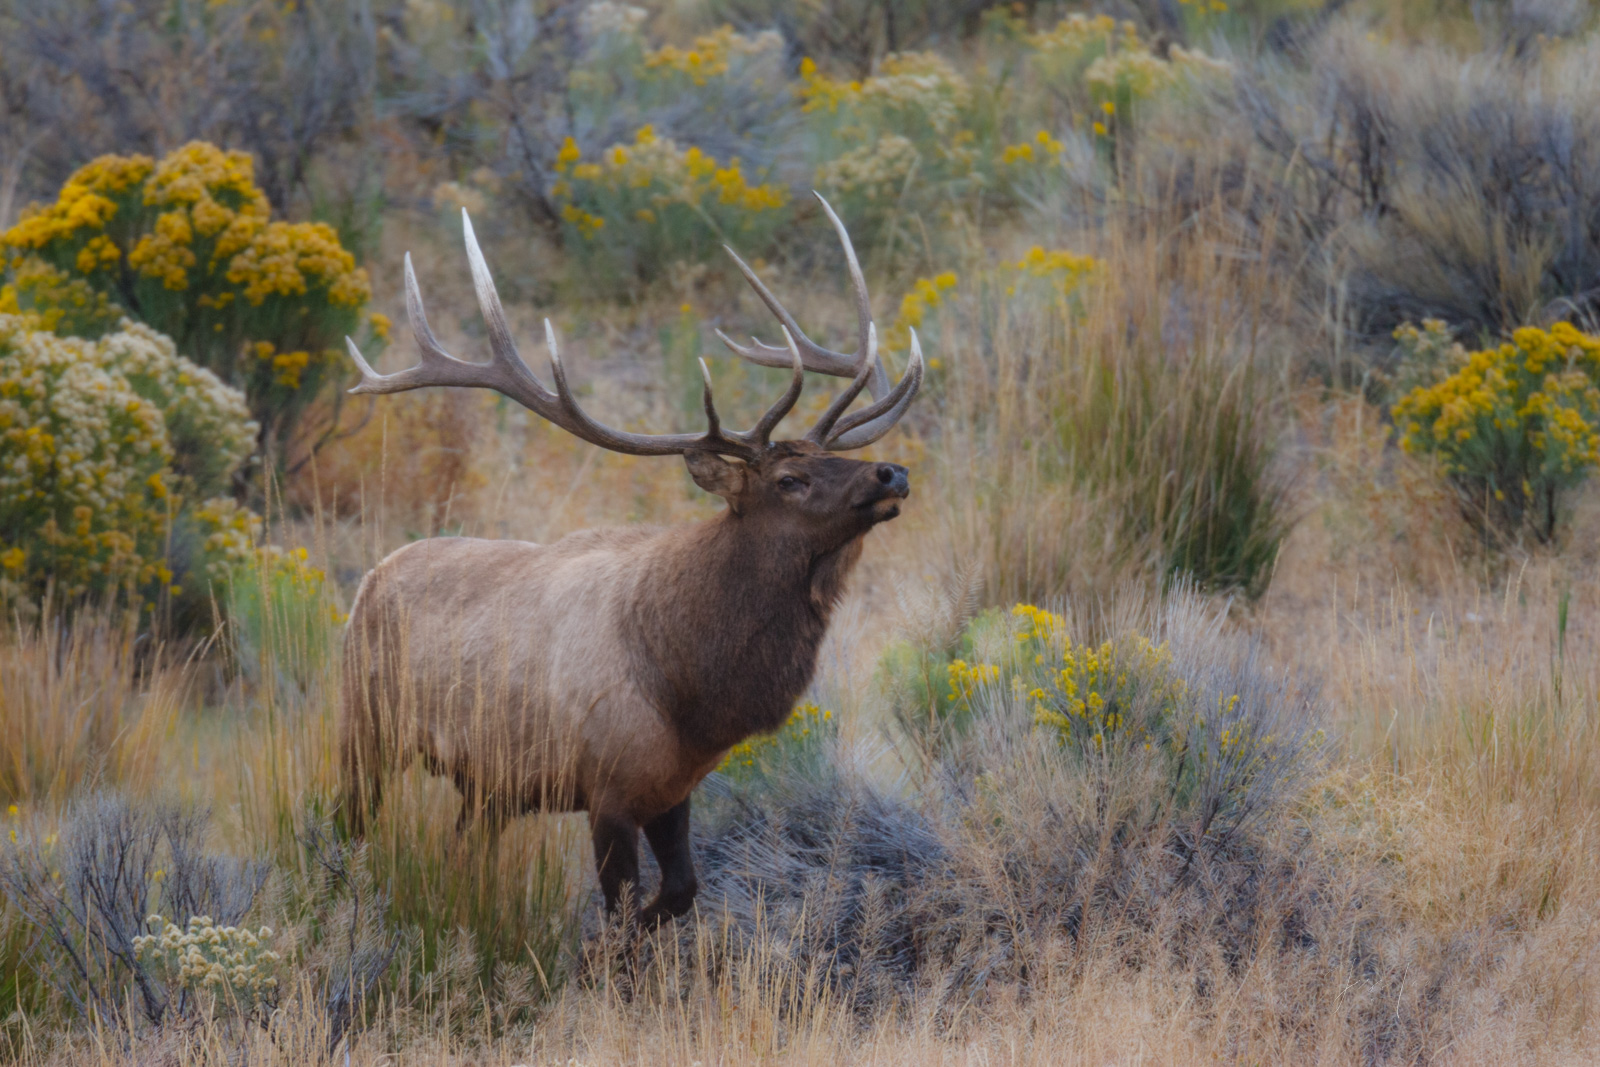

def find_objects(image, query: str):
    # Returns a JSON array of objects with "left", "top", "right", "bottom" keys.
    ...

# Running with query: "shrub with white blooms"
[
  {"left": 0, "top": 313, "right": 255, "bottom": 605},
  {"left": 133, "top": 913, "right": 281, "bottom": 1010}
]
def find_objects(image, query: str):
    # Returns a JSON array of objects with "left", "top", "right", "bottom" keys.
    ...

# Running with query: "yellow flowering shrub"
[
  {"left": 1392, "top": 320, "right": 1600, "bottom": 541},
  {"left": 716, "top": 701, "right": 836, "bottom": 787},
  {"left": 0, "top": 314, "right": 255, "bottom": 606},
  {"left": 1026, "top": 15, "right": 1229, "bottom": 145},
  {"left": 641, "top": 25, "right": 783, "bottom": 89},
  {"left": 801, "top": 52, "right": 986, "bottom": 243},
  {"left": 1027, "top": 13, "right": 1142, "bottom": 90},
  {"left": 886, "top": 603, "right": 1322, "bottom": 841},
  {"left": 1015, "top": 605, "right": 1186, "bottom": 755},
  {"left": 813, "top": 134, "right": 921, "bottom": 209},
  {"left": 551, "top": 125, "right": 788, "bottom": 288},
  {"left": 1, "top": 142, "right": 387, "bottom": 471}
]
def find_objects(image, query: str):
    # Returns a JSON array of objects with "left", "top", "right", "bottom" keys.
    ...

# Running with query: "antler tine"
[
  {"left": 805, "top": 322, "right": 878, "bottom": 445},
  {"left": 716, "top": 194, "right": 890, "bottom": 401},
  {"left": 697, "top": 358, "right": 723, "bottom": 439},
  {"left": 461, "top": 210, "right": 558, "bottom": 403},
  {"left": 345, "top": 254, "right": 444, "bottom": 394},
  {"left": 714, "top": 249, "right": 854, "bottom": 378},
  {"left": 813, "top": 192, "right": 873, "bottom": 380},
  {"left": 826, "top": 327, "right": 925, "bottom": 451},
  {"left": 744, "top": 326, "right": 806, "bottom": 446},
  {"left": 346, "top": 216, "right": 551, "bottom": 404},
  {"left": 540, "top": 325, "right": 740, "bottom": 457}
]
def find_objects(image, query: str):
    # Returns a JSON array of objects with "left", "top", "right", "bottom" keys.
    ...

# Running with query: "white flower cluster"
[
  {"left": 860, "top": 53, "right": 971, "bottom": 136},
  {"left": 1084, "top": 49, "right": 1176, "bottom": 100},
  {"left": 579, "top": 1, "right": 647, "bottom": 42},
  {"left": 192, "top": 495, "right": 263, "bottom": 578},
  {"left": 814, "top": 134, "right": 920, "bottom": 203},
  {"left": 0, "top": 313, "right": 256, "bottom": 598},
  {"left": 1085, "top": 46, "right": 1231, "bottom": 103},
  {"left": 133, "top": 913, "right": 281, "bottom": 1001},
  {"left": 0, "top": 315, "right": 170, "bottom": 514},
  {"left": 101, "top": 319, "right": 257, "bottom": 496}
]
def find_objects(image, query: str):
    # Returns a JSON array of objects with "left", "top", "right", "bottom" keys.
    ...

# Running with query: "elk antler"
[
  {"left": 344, "top": 210, "right": 804, "bottom": 462},
  {"left": 715, "top": 191, "right": 923, "bottom": 450}
]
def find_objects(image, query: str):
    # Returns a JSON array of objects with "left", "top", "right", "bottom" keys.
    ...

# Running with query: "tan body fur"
[{"left": 339, "top": 450, "right": 891, "bottom": 923}]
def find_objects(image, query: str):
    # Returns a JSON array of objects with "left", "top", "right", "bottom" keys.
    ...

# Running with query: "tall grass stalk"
[
  {"left": 929, "top": 208, "right": 1295, "bottom": 604},
  {"left": 0, "top": 606, "right": 186, "bottom": 807}
]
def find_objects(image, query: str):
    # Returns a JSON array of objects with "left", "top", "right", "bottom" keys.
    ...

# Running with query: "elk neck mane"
[{"left": 621, "top": 506, "right": 867, "bottom": 756}]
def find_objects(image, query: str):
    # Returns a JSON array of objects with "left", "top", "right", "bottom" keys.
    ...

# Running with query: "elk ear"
[{"left": 684, "top": 451, "right": 746, "bottom": 507}]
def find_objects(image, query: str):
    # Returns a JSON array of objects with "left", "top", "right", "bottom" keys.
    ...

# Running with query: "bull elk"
[{"left": 340, "top": 195, "right": 923, "bottom": 926}]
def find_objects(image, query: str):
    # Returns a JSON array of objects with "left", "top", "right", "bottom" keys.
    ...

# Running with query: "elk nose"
[{"left": 876, "top": 463, "right": 909, "bottom": 497}]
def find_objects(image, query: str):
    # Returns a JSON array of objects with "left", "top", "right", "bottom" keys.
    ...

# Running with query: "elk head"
[{"left": 343, "top": 194, "right": 924, "bottom": 537}]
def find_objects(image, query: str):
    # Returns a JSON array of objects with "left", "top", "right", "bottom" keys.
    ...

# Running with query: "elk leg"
[
  {"left": 589, "top": 811, "right": 641, "bottom": 919},
  {"left": 640, "top": 798, "right": 697, "bottom": 927}
]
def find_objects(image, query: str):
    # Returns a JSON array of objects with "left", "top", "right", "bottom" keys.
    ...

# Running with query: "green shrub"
[
  {"left": 1392, "top": 319, "right": 1600, "bottom": 543},
  {"left": 219, "top": 533, "right": 343, "bottom": 691},
  {"left": 1, "top": 142, "right": 388, "bottom": 472}
]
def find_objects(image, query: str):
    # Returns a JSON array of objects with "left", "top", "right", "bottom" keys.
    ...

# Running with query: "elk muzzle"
[{"left": 855, "top": 462, "right": 910, "bottom": 521}]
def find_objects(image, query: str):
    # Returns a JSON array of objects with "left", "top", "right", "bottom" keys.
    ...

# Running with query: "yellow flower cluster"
[
  {"left": 949, "top": 604, "right": 1185, "bottom": 753},
  {"left": 1084, "top": 50, "right": 1177, "bottom": 109},
  {"left": 641, "top": 25, "right": 782, "bottom": 87},
  {"left": 1024, "top": 13, "right": 1227, "bottom": 138},
  {"left": 133, "top": 914, "right": 280, "bottom": 1001},
  {"left": 886, "top": 271, "right": 957, "bottom": 353},
  {"left": 1029, "top": 629, "right": 1181, "bottom": 752},
  {"left": 717, "top": 701, "right": 833, "bottom": 775},
  {"left": 801, "top": 51, "right": 971, "bottom": 137},
  {"left": 4, "top": 154, "right": 153, "bottom": 251},
  {"left": 797, "top": 56, "right": 861, "bottom": 114},
  {"left": 553, "top": 126, "right": 787, "bottom": 241},
  {"left": 121, "top": 143, "right": 271, "bottom": 294},
  {"left": 226, "top": 220, "right": 369, "bottom": 308},
  {"left": 1393, "top": 322, "right": 1600, "bottom": 516},
  {"left": 862, "top": 52, "right": 972, "bottom": 136},
  {"left": 1001, "top": 129, "right": 1066, "bottom": 165},
  {"left": 0, "top": 315, "right": 253, "bottom": 602},
  {"left": 947, "top": 658, "right": 1001, "bottom": 703},
  {"left": 0, "top": 258, "right": 121, "bottom": 337},
  {"left": 194, "top": 496, "right": 262, "bottom": 578},
  {"left": 1007, "top": 246, "right": 1099, "bottom": 297},
  {"left": 192, "top": 497, "right": 342, "bottom": 622},
  {"left": 249, "top": 339, "right": 326, "bottom": 390},
  {"left": 1395, "top": 322, "right": 1600, "bottom": 462}
]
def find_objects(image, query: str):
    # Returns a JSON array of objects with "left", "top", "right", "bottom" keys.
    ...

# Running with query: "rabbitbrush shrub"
[
  {"left": 1392, "top": 320, "right": 1600, "bottom": 543},
  {"left": 1, "top": 142, "right": 388, "bottom": 471},
  {"left": 0, "top": 313, "right": 253, "bottom": 608}
]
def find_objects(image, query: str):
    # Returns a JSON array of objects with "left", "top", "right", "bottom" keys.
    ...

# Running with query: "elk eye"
[{"left": 778, "top": 476, "right": 803, "bottom": 492}]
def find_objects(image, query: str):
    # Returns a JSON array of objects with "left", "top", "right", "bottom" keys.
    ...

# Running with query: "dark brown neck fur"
[{"left": 621, "top": 511, "right": 867, "bottom": 757}]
